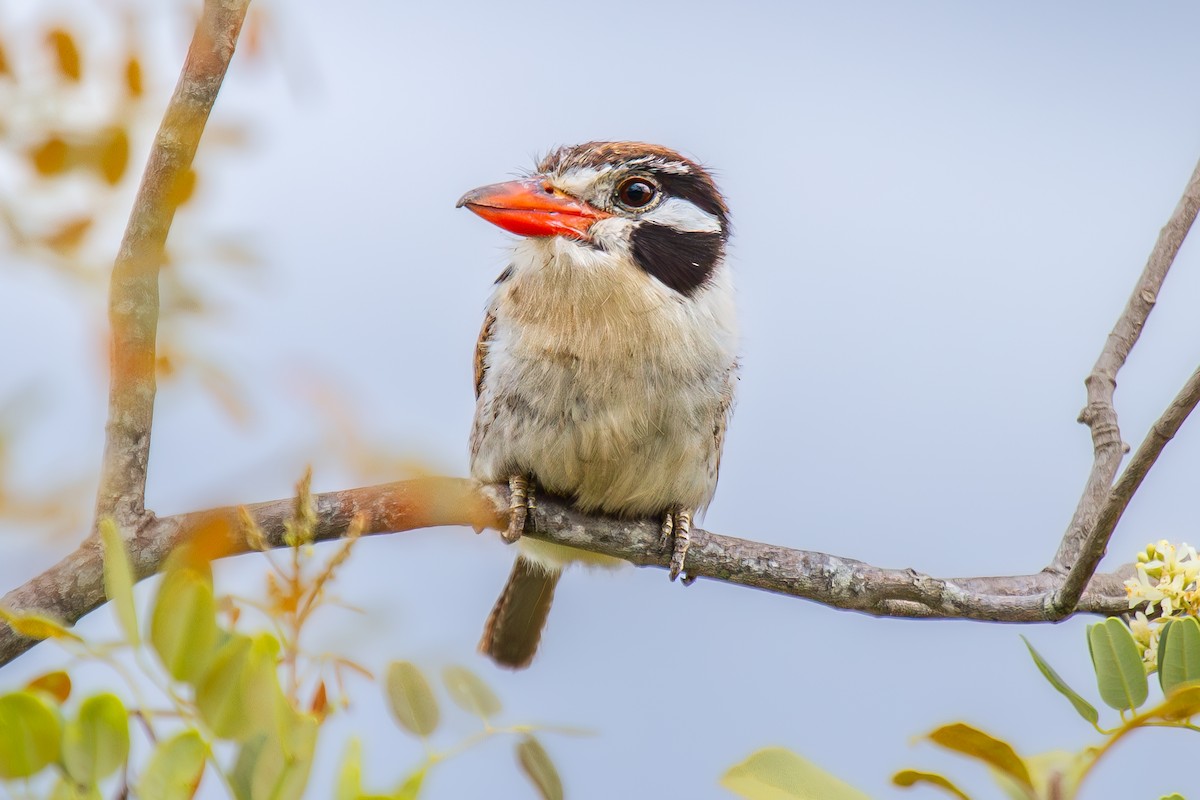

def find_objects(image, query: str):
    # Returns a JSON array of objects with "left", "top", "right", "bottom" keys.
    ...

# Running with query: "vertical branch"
[
  {"left": 1050, "top": 156, "right": 1200, "bottom": 575},
  {"left": 94, "top": 0, "right": 251, "bottom": 529}
]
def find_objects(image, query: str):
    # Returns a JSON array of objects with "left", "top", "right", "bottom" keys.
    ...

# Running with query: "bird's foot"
[
  {"left": 504, "top": 475, "right": 535, "bottom": 543},
  {"left": 661, "top": 507, "right": 692, "bottom": 582}
]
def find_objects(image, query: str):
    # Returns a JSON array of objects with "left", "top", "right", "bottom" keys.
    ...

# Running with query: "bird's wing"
[
  {"left": 474, "top": 265, "right": 514, "bottom": 398},
  {"left": 474, "top": 309, "right": 497, "bottom": 399},
  {"left": 711, "top": 360, "right": 739, "bottom": 484}
]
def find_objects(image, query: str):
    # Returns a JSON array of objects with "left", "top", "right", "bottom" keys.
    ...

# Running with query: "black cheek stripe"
[{"left": 630, "top": 224, "right": 724, "bottom": 297}]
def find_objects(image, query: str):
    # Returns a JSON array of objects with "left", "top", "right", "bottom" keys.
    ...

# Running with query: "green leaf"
[
  {"left": 150, "top": 562, "right": 219, "bottom": 684},
  {"left": 442, "top": 665, "right": 501, "bottom": 720},
  {"left": 892, "top": 769, "right": 970, "bottom": 799},
  {"left": 927, "top": 723, "right": 1033, "bottom": 792},
  {"left": 0, "top": 690, "right": 61, "bottom": 778},
  {"left": 1158, "top": 616, "right": 1176, "bottom": 674},
  {"left": 196, "top": 633, "right": 254, "bottom": 739},
  {"left": 196, "top": 632, "right": 283, "bottom": 742},
  {"left": 49, "top": 777, "right": 102, "bottom": 800},
  {"left": 516, "top": 735, "right": 563, "bottom": 800},
  {"left": 1021, "top": 635, "right": 1100, "bottom": 725},
  {"left": 99, "top": 517, "right": 139, "bottom": 645},
  {"left": 1159, "top": 617, "right": 1200, "bottom": 694},
  {"left": 1087, "top": 618, "right": 1149, "bottom": 711},
  {"left": 336, "top": 738, "right": 364, "bottom": 800},
  {"left": 138, "top": 730, "right": 207, "bottom": 800},
  {"left": 1160, "top": 794, "right": 1186, "bottom": 800},
  {"left": 62, "top": 693, "right": 129, "bottom": 783},
  {"left": 230, "top": 712, "right": 317, "bottom": 800},
  {"left": 394, "top": 767, "right": 426, "bottom": 800},
  {"left": 244, "top": 633, "right": 287, "bottom": 736},
  {"left": 384, "top": 661, "right": 439, "bottom": 738},
  {"left": 720, "top": 747, "right": 871, "bottom": 800}
]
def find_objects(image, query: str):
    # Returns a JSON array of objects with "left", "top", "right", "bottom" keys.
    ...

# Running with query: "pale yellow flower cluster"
[{"left": 1124, "top": 540, "right": 1200, "bottom": 670}]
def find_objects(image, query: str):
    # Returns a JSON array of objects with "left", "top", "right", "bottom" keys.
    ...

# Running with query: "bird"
[{"left": 457, "top": 141, "right": 738, "bottom": 669}]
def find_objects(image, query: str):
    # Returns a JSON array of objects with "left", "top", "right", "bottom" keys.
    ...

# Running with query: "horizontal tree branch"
[{"left": 0, "top": 477, "right": 1134, "bottom": 669}]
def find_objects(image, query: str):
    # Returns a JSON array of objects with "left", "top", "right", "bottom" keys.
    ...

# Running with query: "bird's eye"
[{"left": 615, "top": 177, "right": 658, "bottom": 209}]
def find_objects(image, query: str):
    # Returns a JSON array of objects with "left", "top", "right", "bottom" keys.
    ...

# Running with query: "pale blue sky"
[{"left": 5, "top": 1, "right": 1200, "bottom": 797}]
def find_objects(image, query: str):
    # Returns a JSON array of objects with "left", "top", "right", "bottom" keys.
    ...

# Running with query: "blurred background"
[{"left": 3, "top": 1, "right": 1200, "bottom": 797}]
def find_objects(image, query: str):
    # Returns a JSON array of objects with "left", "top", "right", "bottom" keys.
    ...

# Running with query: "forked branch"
[{"left": 1047, "top": 156, "right": 1200, "bottom": 616}]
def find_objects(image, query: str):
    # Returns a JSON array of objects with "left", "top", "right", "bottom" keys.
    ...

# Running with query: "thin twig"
[
  {"left": 0, "top": 477, "right": 1134, "bottom": 669},
  {"left": 1050, "top": 365, "right": 1200, "bottom": 614},
  {"left": 1052, "top": 156, "right": 1200, "bottom": 574},
  {"left": 94, "top": 0, "right": 251, "bottom": 529}
]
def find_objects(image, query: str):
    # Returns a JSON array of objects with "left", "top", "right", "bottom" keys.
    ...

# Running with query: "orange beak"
[{"left": 456, "top": 178, "right": 611, "bottom": 240}]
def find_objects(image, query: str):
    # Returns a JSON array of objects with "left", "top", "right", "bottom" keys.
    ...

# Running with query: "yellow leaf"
[
  {"left": 892, "top": 769, "right": 970, "bottom": 799},
  {"left": 0, "top": 40, "right": 10, "bottom": 77},
  {"left": 26, "top": 671, "right": 71, "bottom": 704},
  {"left": 0, "top": 608, "right": 82, "bottom": 642},
  {"left": 170, "top": 168, "right": 197, "bottom": 207},
  {"left": 46, "top": 30, "right": 81, "bottom": 81},
  {"left": 30, "top": 137, "right": 69, "bottom": 176},
  {"left": 1156, "top": 684, "right": 1200, "bottom": 721},
  {"left": 156, "top": 349, "right": 176, "bottom": 378},
  {"left": 927, "top": 723, "right": 1033, "bottom": 791},
  {"left": 42, "top": 217, "right": 93, "bottom": 253},
  {"left": 721, "top": 748, "right": 871, "bottom": 800},
  {"left": 98, "top": 128, "right": 129, "bottom": 185},
  {"left": 125, "top": 56, "right": 143, "bottom": 97}
]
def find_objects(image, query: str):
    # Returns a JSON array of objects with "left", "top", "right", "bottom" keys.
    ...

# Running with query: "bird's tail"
[{"left": 479, "top": 556, "right": 561, "bottom": 669}]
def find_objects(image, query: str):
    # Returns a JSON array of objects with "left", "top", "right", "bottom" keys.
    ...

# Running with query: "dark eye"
[{"left": 615, "top": 177, "right": 658, "bottom": 209}]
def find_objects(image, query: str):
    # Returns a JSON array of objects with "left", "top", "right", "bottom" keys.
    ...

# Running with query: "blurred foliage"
[
  {"left": 0, "top": 3, "right": 422, "bottom": 541},
  {"left": 722, "top": 540, "right": 1200, "bottom": 800},
  {"left": 721, "top": 748, "right": 870, "bottom": 800},
  {"left": 0, "top": 471, "right": 572, "bottom": 799},
  {"left": 0, "top": 4, "right": 266, "bottom": 537}
]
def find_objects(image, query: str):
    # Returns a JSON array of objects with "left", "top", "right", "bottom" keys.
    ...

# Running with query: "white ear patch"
[{"left": 642, "top": 197, "right": 723, "bottom": 233}]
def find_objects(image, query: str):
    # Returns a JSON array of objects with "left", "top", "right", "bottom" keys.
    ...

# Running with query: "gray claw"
[
  {"left": 666, "top": 508, "right": 692, "bottom": 582},
  {"left": 504, "top": 475, "right": 533, "bottom": 543}
]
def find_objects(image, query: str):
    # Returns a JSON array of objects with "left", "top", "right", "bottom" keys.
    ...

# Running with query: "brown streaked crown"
[{"left": 538, "top": 141, "right": 730, "bottom": 232}]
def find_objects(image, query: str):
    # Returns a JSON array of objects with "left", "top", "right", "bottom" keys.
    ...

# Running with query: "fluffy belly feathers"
[{"left": 470, "top": 348, "right": 722, "bottom": 517}]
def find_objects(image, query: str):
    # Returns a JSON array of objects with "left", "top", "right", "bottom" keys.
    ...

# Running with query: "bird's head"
[{"left": 457, "top": 141, "right": 729, "bottom": 296}]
